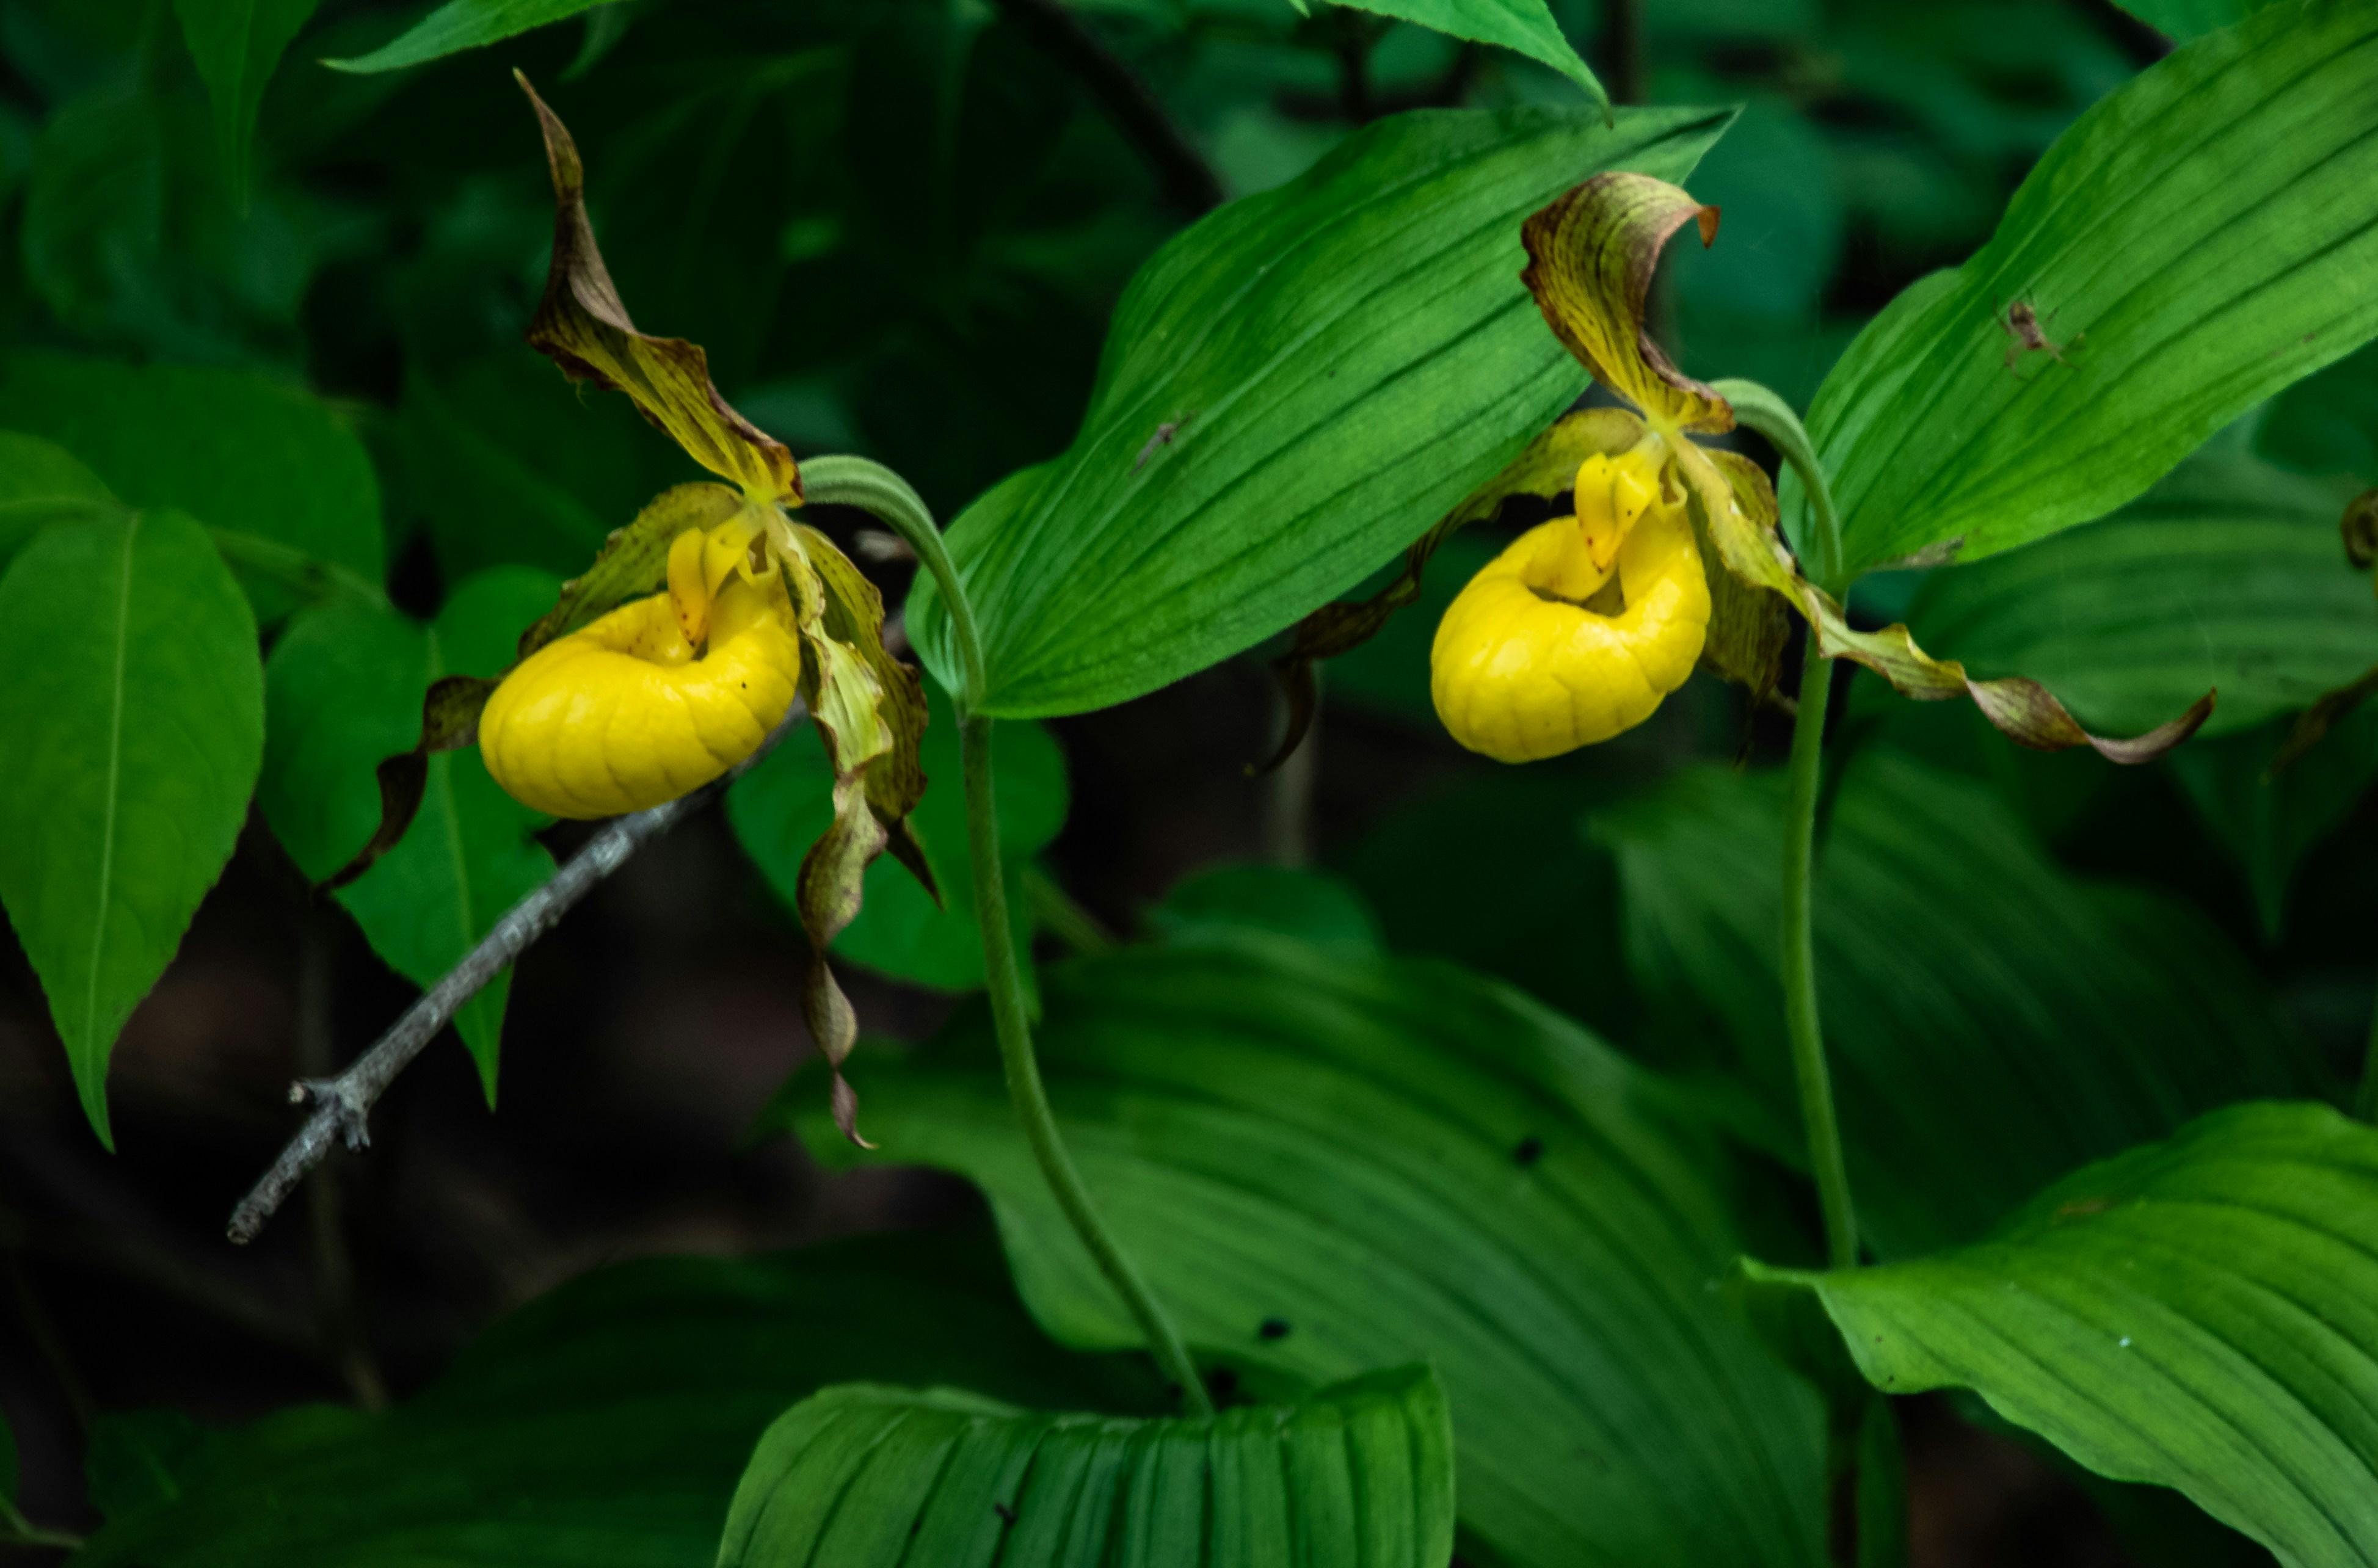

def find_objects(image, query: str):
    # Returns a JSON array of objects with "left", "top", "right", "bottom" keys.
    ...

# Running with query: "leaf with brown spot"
[
  {"left": 515, "top": 73, "right": 801, "bottom": 504},
  {"left": 1680, "top": 446, "right": 2213, "bottom": 763},
  {"left": 1521, "top": 173, "right": 1731, "bottom": 435},
  {"left": 2343, "top": 488, "right": 2377, "bottom": 570}
]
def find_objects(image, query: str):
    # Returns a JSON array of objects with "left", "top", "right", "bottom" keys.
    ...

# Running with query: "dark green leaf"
[
  {"left": 2169, "top": 708, "right": 2378, "bottom": 942},
  {"left": 0, "top": 354, "right": 385, "bottom": 620},
  {"left": 0, "top": 429, "right": 120, "bottom": 569},
  {"left": 1151, "top": 863, "right": 1384, "bottom": 958},
  {"left": 325, "top": 0, "right": 622, "bottom": 73},
  {"left": 2112, "top": 0, "right": 2283, "bottom": 40},
  {"left": 2260, "top": 340, "right": 2378, "bottom": 484},
  {"left": 1331, "top": 0, "right": 1605, "bottom": 108},
  {"left": 1902, "top": 454, "right": 2378, "bottom": 738},
  {"left": 777, "top": 935, "right": 1830, "bottom": 1568},
  {"left": 720, "top": 1368, "right": 1453, "bottom": 1568},
  {"left": 906, "top": 104, "right": 1735, "bottom": 718},
  {"left": 1790, "top": 1, "right": 2378, "bottom": 576},
  {"left": 1758, "top": 1102, "right": 2378, "bottom": 1568},
  {"left": 260, "top": 570, "right": 560, "bottom": 1098},
  {"left": 0, "top": 510, "right": 263, "bottom": 1147},
  {"left": 170, "top": 0, "right": 325, "bottom": 203},
  {"left": 727, "top": 680, "right": 1066, "bottom": 992},
  {"left": 1596, "top": 746, "right": 2316, "bottom": 1257},
  {"left": 78, "top": 1229, "right": 1162, "bottom": 1566}
]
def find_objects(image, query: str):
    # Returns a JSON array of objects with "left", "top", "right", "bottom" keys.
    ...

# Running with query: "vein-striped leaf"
[
  {"left": 720, "top": 1370, "right": 1453, "bottom": 1568},
  {"left": 777, "top": 934, "right": 1829, "bottom": 1568},
  {"left": 1598, "top": 746, "right": 2314, "bottom": 1257},
  {"left": 1757, "top": 1102, "right": 2378, "bottom": 1568},
  {"left": 906, "top": 104, "right": 1734, "bottom": 718},
  {"left": 1787, "top": 0, "right": 2378, "bottom": 576}
]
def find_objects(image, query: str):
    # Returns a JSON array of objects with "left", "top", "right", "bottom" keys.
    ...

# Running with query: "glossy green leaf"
[
  {"left": 0, "top": 430, "right": 119, "bottom": 568},
  {"left": 1759, "top": 1102, "right": 2378, "bottom": 1568},
  {"left": 906, "top": 104, "right": 1734, "bottom": 718},
  {"left": 728, "top": 683, "right": 1066, "bottom": 992},
  {"left": 1903, "top": 455, "right": 2378, "bottom": 739},
  {"left": 78, "top": 1229, "right": 1162, "bottom": 1567},
  {"left": 0, "top": 354, "right": 384, "bottom": 618},
  {"left": 721, "top": 1368, "right": 1453, "bottom": 1568},
  {"left": 325, "top": 0, "right": 622, "bottom": 72},
  {"left": 260, "top": 570, "right": 559, "bottom": 1099},
  {"left": 1598, "top": 746, "right": 2314, "bottom": 1258},
  {"left": 0, "top": 510, "right": 263, "bottom": 1148},
  {"left": 1331, "top": 0, "right": 1605, "bottom": 108},
  {"left": 1788, "top": 1, "right": 2378, "bottom": 577},
  {"left": 778, "top": 935, "right": 1830, "bottom": 1568},
  {"left": 170, "top": 0, "right": 324, "bottom": 203}
]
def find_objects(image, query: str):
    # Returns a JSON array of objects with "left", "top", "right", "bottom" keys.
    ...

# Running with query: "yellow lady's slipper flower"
[
  {"left": 1431, "top": 448, "right": 1710, "bottom": 760},
  {"left": 479, "top": 518, "right": 802, "bottom": 818},
  {"left": 1274, "top": 171, "right": 2211, "bottom": 770}
]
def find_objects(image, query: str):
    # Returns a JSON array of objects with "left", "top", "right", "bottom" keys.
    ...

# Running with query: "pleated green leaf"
[
  {"left": 906, "top": 104, "right": 1733, "bottom": 718},
  {"left": 1756, "top": 1102, "right": 2378, "bottom": 1568},
  {"left": 1903, "top": 455, "right": 2378, "bottom": 739},
  {"left": 0, "top": 510, "right": 263, "bottom": 1147},
  {"left": 1598, "top": 746, "right": 2314, "bottom": 1258},
  {"left": 78, "top": 1230, "right": 1162, "bottom": 1567},
  {"left": 325, "top": 0, "right": 618, "bottom": 72},
  {"left": 1331, "top": 1, "right": 1606, "bottom": 109},
  {"left": 720, "top": 1369, "right": 1453, "bottom": 1568},
  {"left": 776, "top": 935, "right": 1830, "bottom": 1568},
  {"left": 1788, "top": 0, "right": 2378, "bottom": 577}
]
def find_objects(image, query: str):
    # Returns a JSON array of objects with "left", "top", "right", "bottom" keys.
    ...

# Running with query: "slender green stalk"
[
  {"left": 802, "top": 454, "right": 1211, "bottom": 1412},
  {"left": 2355, "top": 988, "right": 2378, "bottom": 1123},
  {"left": 1783, "top": 639, "right": 1858, "bottom": 1269},
  {"left": 0, "top": 1494, "right": 84, "bottom": 1552}
]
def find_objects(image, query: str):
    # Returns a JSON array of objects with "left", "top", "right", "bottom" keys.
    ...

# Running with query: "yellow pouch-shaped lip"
[
  {"left": 480, "top": 576, "right": 802, "bottom": 819},
  {"left": 1430, "top": 504, "right": 1711, "bottom": 763}
]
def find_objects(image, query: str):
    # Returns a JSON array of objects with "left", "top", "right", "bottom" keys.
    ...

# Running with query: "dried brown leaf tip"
[{"left": 514, "top": 71, "right": 801, "bottom": 504}]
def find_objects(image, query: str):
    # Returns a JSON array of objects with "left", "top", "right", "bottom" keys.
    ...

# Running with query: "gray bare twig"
[{"left": 227, "top": 702, "right": 810, "bottom": 1245}]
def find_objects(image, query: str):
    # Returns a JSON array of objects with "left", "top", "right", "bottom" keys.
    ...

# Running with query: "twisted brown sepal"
[
  {"left": 1681, "top": 448, "right": 2214, "bottom": 763},
  {"left": 1521, "top": 173, "right": 1730, "bottom": 437},
  {"left": 323, "top": 675, "right": 500, "bottom": 890},
  {"left": 777, "top": 523, "right": 936, "bottom": 1147},
  {"left": 515, "top": 73, "right": 800, "bottom": 504}
]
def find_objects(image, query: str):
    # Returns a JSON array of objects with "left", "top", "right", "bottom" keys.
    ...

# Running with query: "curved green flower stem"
[
  {"left": 801, "top": 456, "right": 1213, "bottom": 1414},
  {"left": 1713, "top": 379, "right": 1861, "bottom": 1269},
  {"left": 1783, "top": 641, "right": 1858, "bottom": 1271}
]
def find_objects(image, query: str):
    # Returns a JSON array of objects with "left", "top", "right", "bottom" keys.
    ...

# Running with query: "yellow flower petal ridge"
[
  {"left": 1430, "top": 448, "right": 1709, "bottom": 763},
  {"left": 480, "top": 565, "right": 801, "bottom": 819}
]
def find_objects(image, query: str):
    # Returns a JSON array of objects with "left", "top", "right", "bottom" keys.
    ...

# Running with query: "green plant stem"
[
  {"left": 1784, "top": 633, "right": 1858, "bottom": 1271},
  {"left": 1025, "top": 865, "right": 1116, "bottom": 956},
  {"left": 0, "top": 1494, "right": 83, "bottom": 1552},
  {"left": 802, "top": 454, "right": 1211, "bottom": 1413},
  {"left": 964, "top": 713, "right": 1212, "bottom": 1412}
]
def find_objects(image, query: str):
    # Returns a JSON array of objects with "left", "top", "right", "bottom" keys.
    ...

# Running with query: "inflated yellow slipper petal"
[
  {"left": 1430, "top": 502, "right": 1711, "bottom": 763},
  {"left": 479, "top": 575, "right": 802, "bottom": 818}
]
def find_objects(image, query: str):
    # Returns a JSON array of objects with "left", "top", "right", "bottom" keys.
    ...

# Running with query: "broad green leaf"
[
  {"left": 0, "top": 510, "right": 263, "bottom": 1148},
  {"left": 170, "top": 0, "right": 324, "bottom": 203},
  {"left": 777, "top": 935, "right": 1830, "bottom": 1568},
  {"left": 78, "top": 1229, "right": 1163, "bottom": 1567},
  {"left": 1598, "top": 747, "right": 2315, "bottom": 1258},
  {"left": 325, "top": 0, "right": 620, "bottom": 73},
  {"left": 1759, "top": 1102, "right": 2378, "bottom": 1568},
  {"left": 0, "top": 354, "right": 384, "bottom": 618},
  {"left": 1789, "top": 0, "right": 2378, "bottom": 577},
  {"left": 1902, "top": 455, "right": 2378, "bottom": 739},
  {"left": 2260, "top": 340, "right": 2378, "bottom": 484},
  {"left": 1151, "top": 863, "right": 1384, "bottom": 957},
  {"left": 260, "top": 571, "right": 559, "bottom": 1100},
  {"left": 0, "top": 430, "right": 120, "bottom": 568},
  {"left": 721, "top": 1369, "right": 1453, "bottom": 1568},
  {"left": 2113, "top": 0, "right": 2283, "bottom": 39},
  {"left": 906, "top": 104, "right": 1735, "bottom": 718},
  {"left": 1329, "top": 1, "right": 1606, "bottom": 109},
  {"left": 727, "top": 682, "right": 1067, "bottom": 992}
]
